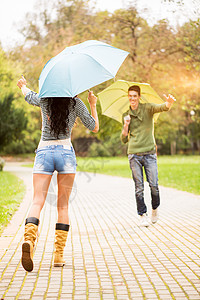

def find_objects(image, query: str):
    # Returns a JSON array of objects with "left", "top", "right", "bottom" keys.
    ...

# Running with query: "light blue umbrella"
[{"left": 39, "top": 40, "right": 129, "bottom": 98}]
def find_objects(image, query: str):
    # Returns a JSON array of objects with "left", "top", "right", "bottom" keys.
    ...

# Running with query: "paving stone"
[{"left": 1, "top": 163, "right": 200, "bottom": 300}]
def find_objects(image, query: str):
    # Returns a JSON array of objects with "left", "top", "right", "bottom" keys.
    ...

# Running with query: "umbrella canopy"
[
  {"left": 98, "top": 80, "right": 165, "bottom": 123},
  {"left": 39, "top": 40, "right": 129, "bottom": 98}
]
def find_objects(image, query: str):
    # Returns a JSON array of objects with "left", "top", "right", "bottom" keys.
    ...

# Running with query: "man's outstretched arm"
[{"left": 150, "top": 94, "right": 176, "bottom": 114}]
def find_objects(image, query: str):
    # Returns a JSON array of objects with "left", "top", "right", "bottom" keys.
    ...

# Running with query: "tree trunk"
[
  {"left": 170, "top": 141, "right": 176, "bottom": 155},
  {"left": 196, "top": 139, "right": 200, "bottom": 154}
]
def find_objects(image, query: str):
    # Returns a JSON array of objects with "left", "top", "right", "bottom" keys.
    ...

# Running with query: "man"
[{"left": 121, "top": 85, "right": 176, "bottom": 227}]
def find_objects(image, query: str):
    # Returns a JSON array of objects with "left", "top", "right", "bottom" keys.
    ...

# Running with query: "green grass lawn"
[
  {"left": 76, "top": 156, "right": 200, "bottom": 195},
  {"left": 22, "top": 155, "right": 200, "bottom": 195},
  {"left": 156, "top": 156, "right": 200, "bottom": 195},
  {"left": 0, "top": 172, "right": 25, "bottom": 234}
]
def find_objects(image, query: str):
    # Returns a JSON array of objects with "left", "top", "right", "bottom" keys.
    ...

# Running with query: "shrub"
[
  {"left": 88, "top": 132, "right": 127, "bottom": 157},
  {"left": 0, "top": 157, "right": 5, "bottom": 171},
  {"left": 89, "top": 142, "right": 111, "bottom": 157}
]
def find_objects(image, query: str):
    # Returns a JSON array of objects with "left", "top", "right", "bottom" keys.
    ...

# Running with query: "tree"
[
  {"left": 7, "top": 0, "right": 200, "bottom": 155},
  {"left": 109, "top": 7, "right": 179, "bottom": 82},
  {"left": 0, "top": 94, "right": 27, "bottom": 151},
  {"left": 0, "top": 48, "right": 21, "bottom": 98},
  {"left": 177, "top": 20, "right": 200, "bottom": 70}
]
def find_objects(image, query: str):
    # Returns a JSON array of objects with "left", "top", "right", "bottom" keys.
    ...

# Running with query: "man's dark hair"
[{"left": 128, "top": 85, "right": 141, "bottom": 96}]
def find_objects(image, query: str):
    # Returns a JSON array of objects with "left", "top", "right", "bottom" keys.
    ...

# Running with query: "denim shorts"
[{"left": 33, "top": 145, "right": 76, "bottom": 175}]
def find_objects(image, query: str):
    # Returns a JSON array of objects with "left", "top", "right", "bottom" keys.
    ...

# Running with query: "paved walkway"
[{"left": 0, "top": 162, "right": 200, "bottom": 300}]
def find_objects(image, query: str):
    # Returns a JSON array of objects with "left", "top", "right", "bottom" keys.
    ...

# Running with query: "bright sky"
[{"left": 0, "top": 0, "right": 199, "bottom": 50}]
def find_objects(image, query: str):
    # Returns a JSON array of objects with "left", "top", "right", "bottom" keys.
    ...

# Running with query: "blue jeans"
[
  {"left": 128, "top": 153, "right": 160, "bottom": 215},
  {"left": 33, "top": 145, "right": 76, "bottom": 175}
]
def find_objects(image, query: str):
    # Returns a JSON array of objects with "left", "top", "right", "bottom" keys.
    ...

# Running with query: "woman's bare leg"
[
  {"left": 28, "top": 174, "right": 52, "bottom": 219},
  {"left": 57, "top": 173, "right": 75, "bottom": 224}
]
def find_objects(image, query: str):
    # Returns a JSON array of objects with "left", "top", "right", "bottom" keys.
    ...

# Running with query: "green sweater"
[{"left": 121, "top": 102, "right": 169, "bottom": 154}]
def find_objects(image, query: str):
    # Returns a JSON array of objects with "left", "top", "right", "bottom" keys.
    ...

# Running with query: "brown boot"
[
  {"left": 21, "top": 217, "right": 39, "bottom": 272},
  {"left": 53, "top": 223, "right": 70, "bottom": 267}
]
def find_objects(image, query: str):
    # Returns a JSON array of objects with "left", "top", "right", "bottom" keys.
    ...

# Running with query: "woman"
[{"left": 17, "top": 76, "right": 99, "bottom": 272}]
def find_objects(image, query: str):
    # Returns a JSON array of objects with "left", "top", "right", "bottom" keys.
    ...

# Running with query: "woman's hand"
[
  {"left": 17, "top": 75, "right": 27, "bottom": 89},
  {"left": 17, "top": 75, "right": 30, "bottom": 96},
  {"left": 87, "top": 91, "right": 99, "bottom": 133},
  {"left": 88, "top": 91, "right": 97, "bottom": 107}
]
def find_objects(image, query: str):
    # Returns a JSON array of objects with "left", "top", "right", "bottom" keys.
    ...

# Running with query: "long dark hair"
[{"left": 46, "top": 97, "right": 76, "bottom": 138}]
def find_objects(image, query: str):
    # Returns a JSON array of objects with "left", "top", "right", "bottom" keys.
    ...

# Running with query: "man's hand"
[
  {"left": 163, "top": 94, "right": 176, "bottom": 109},
  {"left": 124, "top": 115, "right": 131, "bottom": 126},
  {"left": 122, "top": 115, "right": 130, "bottom": 137},
  {"left": 88, "top": 90, "right": 97, "bottom": 107},
  {"left": 17, "top": 75, "right": 27, "bottom": 89}
]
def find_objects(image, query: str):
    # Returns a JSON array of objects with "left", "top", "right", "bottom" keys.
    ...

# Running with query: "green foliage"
[
  {"left": 2, "top": 0, "right": 199, "bottom": 155},
  {"left": 0, "top": 94, "right": 28, "bottom": 152},
  {"left": 0, "top": 48, "right": 21, "bottom": 98},
  {"left": 0, "top": 172, "right": 25, "bottom": 234},
  {"left": 88, "top": 132, "right": 126, "bottom": 157},
  {"left": 3, "top": 136, "right": 38, "bottom": 154},
  {"left": 89, "top": 142, "right": 110, "bottom": 157},
  {"left": 176, "top": 19, "right": 200, "bottom": 70}
]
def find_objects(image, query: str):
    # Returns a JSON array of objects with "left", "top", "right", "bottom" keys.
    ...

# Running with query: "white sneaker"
[
  {"left": 151, "top": 208, "right": 159, "bottom": 224},
  {"left": 140, "top": 213, "right": 150, "bottom": 227}
]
